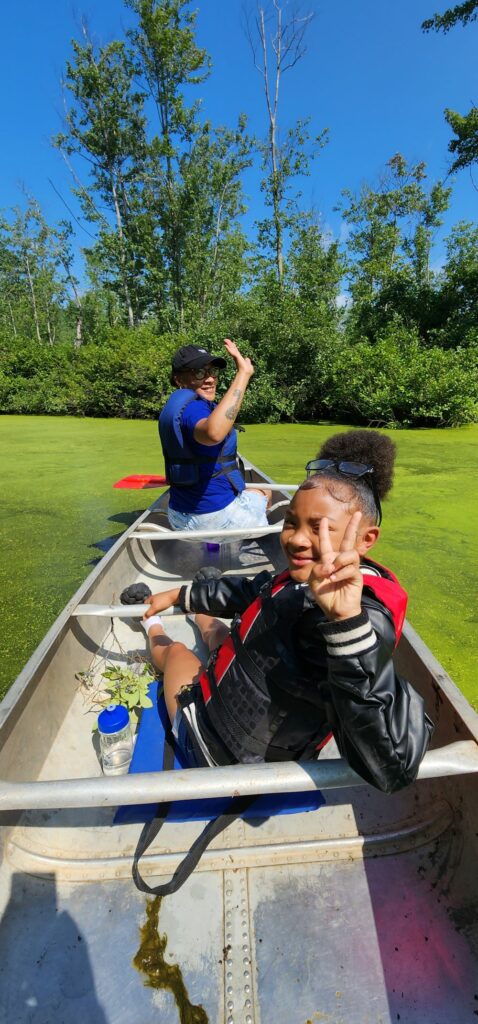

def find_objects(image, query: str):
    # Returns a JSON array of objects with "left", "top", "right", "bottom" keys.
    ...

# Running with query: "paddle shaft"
[{"left": 114, "top": 474, "right": 297, "bottom": 491}]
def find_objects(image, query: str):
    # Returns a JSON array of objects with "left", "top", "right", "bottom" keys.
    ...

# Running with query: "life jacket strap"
[{"left": 206, "top": 657, "right": 272, "bottom": 758}]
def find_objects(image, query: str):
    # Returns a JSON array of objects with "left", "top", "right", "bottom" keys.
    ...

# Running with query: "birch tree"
[{"left": 246, "top": 1, "right": 325, "bottom": 286}]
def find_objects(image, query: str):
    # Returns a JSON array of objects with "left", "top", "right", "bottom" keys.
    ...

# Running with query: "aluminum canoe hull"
[{"left": 1, "top": 457, "right": 477, "bottom": 1024}]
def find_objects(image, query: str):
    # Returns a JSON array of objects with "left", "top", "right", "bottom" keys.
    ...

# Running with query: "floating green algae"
[
  {"left": 0, "top": 416, "right": 476, "bottom": 707},
  {"left": 133, "top": 896, "right": 208, "bottom": 1024}
]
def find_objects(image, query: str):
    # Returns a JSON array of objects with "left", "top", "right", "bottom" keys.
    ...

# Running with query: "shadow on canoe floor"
[{"left": 0, "top": 872, "right": 109, "bottom": 1023}]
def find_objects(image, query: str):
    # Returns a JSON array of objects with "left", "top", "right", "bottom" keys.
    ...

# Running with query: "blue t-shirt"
[{"left": 168, "top": 397, "right": 243, "bottom": 514}]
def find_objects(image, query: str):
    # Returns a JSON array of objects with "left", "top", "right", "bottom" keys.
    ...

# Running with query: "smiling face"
[
  {"left": 280, "top": 480, "right": 379, "bottom": 582},
  {"left": 175, "top": 366, "right": 218, "bottom": 401}
]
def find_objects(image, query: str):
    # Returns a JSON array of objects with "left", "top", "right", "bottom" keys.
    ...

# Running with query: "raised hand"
[
  {"left": 307, "top": 512, "right": 364, "bottom": 621},
  {"left": 224, "top": 338, "right": 254, "bottom": 378}
]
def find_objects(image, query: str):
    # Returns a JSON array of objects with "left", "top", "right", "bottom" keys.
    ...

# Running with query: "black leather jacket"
[{"left": 178, "top": 564, "right": 433, "bottom": 793}]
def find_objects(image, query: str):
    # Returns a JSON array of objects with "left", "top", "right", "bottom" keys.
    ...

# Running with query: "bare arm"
[
  {"left": 193, "top": 339, "right": 254, "bottom": 446},
  {"left": 144, "top": 587, "right": 181, "bottom": 617}
]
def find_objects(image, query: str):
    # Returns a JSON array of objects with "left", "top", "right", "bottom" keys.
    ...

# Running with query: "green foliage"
[
  {"left": 444, "top": 106, "right": 478, "bottom": 174},
  {"left": 340, "top": 155, "right": 452, "bottom": 344},
  {"left": 76, "top": 662, "right": 154, "bottom": 729},
  {"left": 422, "top": 1, "right": 478, "bottom": 32},
  {"left": 0, "top": 325, "right": 178, "bottom": 418},
  {"left": 0, "top": 8, "right": 477, "bottom": 429},
  {"left": 322, "top": 325, "right": 478, "bottom": 427},
  {"left": 422, "top": 3, "right": 478, "bottom": 176}
]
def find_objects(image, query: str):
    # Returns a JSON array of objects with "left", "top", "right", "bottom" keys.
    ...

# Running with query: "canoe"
[{"left": 1, "top": 455, "right": 477, "bottom": 1024}]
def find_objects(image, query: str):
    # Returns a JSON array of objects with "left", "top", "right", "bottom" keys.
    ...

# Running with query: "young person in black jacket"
[{"left": 139, "top": 430, "right": 433, "bottom": 793}]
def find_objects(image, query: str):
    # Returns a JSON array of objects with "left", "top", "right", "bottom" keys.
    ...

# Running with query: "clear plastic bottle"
[{"left": 97, "top": 704, "right": 133, "bottom": 776}]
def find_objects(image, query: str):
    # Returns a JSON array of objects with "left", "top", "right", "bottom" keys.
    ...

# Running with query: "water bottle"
[{"left": 97, "top": 704, "right": 133, "bottom": 776}]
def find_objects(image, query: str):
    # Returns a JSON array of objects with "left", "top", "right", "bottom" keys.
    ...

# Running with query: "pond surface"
[{"left": 0, "top": 416, "right": 477, "bottom": 707}]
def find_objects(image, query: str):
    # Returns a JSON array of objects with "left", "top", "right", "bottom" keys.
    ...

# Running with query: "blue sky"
[{"left": 2, "top": 0, "right": 477, "bottom": 272}]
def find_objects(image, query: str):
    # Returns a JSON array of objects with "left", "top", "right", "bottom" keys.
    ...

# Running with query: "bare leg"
[
  {"left": 247, "top": 486, "right": 271, "bottom": 508},
  {"left": 147, "top": 623, "right": 205, "bottom": 724},
  {"left": 194, "top": 613, "right": 230, "bottom": 652}
]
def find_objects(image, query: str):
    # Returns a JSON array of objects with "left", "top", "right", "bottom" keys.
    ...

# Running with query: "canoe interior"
[{"left": 1, "top": 461, "right": 478, "bottom": 1024}]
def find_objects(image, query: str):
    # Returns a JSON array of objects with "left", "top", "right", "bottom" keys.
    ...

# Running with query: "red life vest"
[
  {"left": 360, "top": 561, "right": 408, "bottom": 646},
  {"left": 199, "top": 561, "right": 407, "bottom": 706}
]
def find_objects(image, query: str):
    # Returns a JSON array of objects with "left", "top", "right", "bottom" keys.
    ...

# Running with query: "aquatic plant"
[{"left": 77, "top": 662, "right": 154, "bottom": 728}]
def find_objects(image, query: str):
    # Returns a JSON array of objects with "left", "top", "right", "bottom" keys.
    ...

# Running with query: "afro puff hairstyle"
[{"left": 316, "top": 429, "right": 396, "bottom": 501}]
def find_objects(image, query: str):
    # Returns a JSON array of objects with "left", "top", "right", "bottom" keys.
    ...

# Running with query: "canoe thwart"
[
  {"left": 1, "top": 742, "right": 477, "bottom": 812},
  {"left": 72, "top": 604, "right": 183, "bottom": 618},
  {"left": 114, "top": 474, "right": 298, "bottom": 491},
  {"left": 131, "top": 523, "right": 283, "bottom": 541}
]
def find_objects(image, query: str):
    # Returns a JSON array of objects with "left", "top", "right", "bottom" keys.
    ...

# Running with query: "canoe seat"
[{"left": 114, "top": 682, "right": 325, "bottom": 824}]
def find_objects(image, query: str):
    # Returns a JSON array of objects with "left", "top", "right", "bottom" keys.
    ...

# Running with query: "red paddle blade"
[{"left": 114, "top": 474, "right": 167, "bottom": 489}]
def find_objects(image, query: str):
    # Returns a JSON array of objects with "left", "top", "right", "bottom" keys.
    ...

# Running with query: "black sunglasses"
[
  {"left": 304, "top": 458, "right": 382, "bottom": 525},
  {"left": 189, "top": 365, "right": 221, "bottom": 381}
]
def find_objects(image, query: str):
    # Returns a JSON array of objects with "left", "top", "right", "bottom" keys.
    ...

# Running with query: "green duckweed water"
[{"left": 0, "top": 416, "right": 477, "bottom": 707}]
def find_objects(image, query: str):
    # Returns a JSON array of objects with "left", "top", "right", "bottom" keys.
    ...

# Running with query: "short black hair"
[{"left": 299, "top": 429, "right": 396, "bottom": 523}]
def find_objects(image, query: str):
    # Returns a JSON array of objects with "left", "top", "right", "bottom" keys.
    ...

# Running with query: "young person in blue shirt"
[{"left": 159, "top": 338, "right": 269, "bottom": 532}]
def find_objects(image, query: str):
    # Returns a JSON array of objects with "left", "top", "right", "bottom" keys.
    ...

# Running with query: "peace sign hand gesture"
[{"left": 307, "top": 512, "right": 364, "bottom": 621}]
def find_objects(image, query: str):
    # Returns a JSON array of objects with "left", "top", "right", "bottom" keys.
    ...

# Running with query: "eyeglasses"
[
  {"left": 304, "top": 458, "right": 382, "bottom": 525},
  {"left": 189, "top": 365, "right": 220, "bottom": 382}
]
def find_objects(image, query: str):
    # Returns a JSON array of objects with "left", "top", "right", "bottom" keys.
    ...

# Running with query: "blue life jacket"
[{"left": 158, "top": 389, "right": 245, "bottom": 493}]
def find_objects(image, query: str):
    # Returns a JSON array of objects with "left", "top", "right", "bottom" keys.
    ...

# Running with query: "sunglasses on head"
[
  {"left": 304, "top": 458, "right": 382, "bottom": 525},
  {"left": 189, "top": 365, "right": 221, "bottom": 381}
]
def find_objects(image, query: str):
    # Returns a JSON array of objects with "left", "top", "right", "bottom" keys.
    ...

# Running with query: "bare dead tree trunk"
[
  {"left": 46, "top": 306, "right": 54, "bottom": 345},
  {"left": 24, "top": 251, "right": 42, "bottom": 343},
  {"left": 69, "top": 281, "right": 83, "bottom": 348},
  {"left": 62, "top": 263, "right": 83, "bottom": 348},
  {"left": 111, "top": 179, "right": 135, "bottom": 328},
  {"left": 7, "top": 300, "right": 17, "bottom": 338},
  {"left": 247, "top": 1, "right": 313, "bottom": 286},
  {"left": 259, "top": 5, "right": 283, "bottom": 284}
]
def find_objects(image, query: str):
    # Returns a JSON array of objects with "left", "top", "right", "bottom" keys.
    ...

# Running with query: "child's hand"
[
  {"left": 307, "top": 512, "right": 364, "bottom": 621},
  {"left": 144, "top": 587, "right": 181, "bottom": 617}
]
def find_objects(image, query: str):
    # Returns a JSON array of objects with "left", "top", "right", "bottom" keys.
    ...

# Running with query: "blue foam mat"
[{"left": 114, "top": 682, "right": 325, "bottom": 824}]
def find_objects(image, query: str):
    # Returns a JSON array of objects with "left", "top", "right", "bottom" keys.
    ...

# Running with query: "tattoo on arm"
[{"left": 225, "top": 387, "right": 242, "bottom": 421}]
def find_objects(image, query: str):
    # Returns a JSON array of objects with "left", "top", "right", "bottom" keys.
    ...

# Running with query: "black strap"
[
  {"left": 167, "top": 452, "right": 243, "bottom": 493},
  {"left": 132, "top": 718, "right": 258, "bottom": 897},
  {"left": 133, "top": 793, "right": 257, "bottom": 896},
  {"left": 132, "top": 726, "right": 176, "bottom": 894}
]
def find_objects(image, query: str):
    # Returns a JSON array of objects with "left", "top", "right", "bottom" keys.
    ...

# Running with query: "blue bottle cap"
[{"left": 97, "top": 703, "right": 130, "bottom": 734}]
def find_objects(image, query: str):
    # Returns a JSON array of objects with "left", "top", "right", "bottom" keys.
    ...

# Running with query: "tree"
[
  {"left": 422, "top": 1, "right": 478, "bottom": 32},
  {"left": 339, "top": 155, "right": 451, "bottom": 343},
  {"left": 0, "top": 199, "right": 69, "bottom": 345},
  {"left": 126, "top": 0, "right": 210, "bottom": 322},
  {"left": 287, "top": 219, "right": 344, "bottom": 323},
  {"left": 432, "top": 220, "right": 478, "bottom": 345},
  {"left": 124, "top": 0, "right": 253, "bottom": 325},
  {"left": 246, "top": 1, "right": 327, "bottom": 286},
  {"left": 422, "top": 3, "right": 478, "bottom": 177},
  {"left": 55, "top": 27, "right": 148, "bottom": 326}
]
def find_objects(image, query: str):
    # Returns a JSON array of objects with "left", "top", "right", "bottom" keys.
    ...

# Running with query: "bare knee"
[
  {"left": 150, "top": 637, "right": 187, "bottom": 659},
  {"left": 194, "top": 614, "right": 229, "bottom": 653},
  {"left": 248, "top": 486, "right": 271, "bottom": 508}
]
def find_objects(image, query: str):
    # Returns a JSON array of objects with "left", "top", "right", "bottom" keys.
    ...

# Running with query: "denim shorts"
[{"left": 168, "top": 489, "right": 268, "bottom": 533}]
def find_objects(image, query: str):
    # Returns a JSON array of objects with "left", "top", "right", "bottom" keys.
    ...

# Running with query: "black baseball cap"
[{"left": 171, "top": 345, "right": 227, "bottom": 373}]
